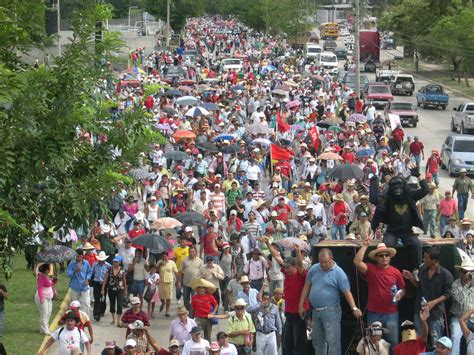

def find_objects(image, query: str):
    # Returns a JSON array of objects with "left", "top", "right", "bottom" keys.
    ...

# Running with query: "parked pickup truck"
[
  {"left": 386, "top": 101, "right": 419, "bottom": 127},
  {"left": 416, "top": 84, "right": 449, "bottom": 110},
  {"left": 364, "top": 83, "right": 393, "bottom": 109},
  {"left": 375, "top": 69, "right": 399, "bottom": 83},
  {"left": 451, "top": 102, "right": 474, "bottom": 134}
]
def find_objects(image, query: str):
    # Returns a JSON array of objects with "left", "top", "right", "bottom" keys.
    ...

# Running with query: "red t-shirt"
[
  {"left": 202, "top": 233, "right": 219, "bottom": 256},
  {"left": 365, "top": 264, "right": 405, "bottom": 313},
  {"left": 274, "top": 205, "right": 291, "bottom": 222},
  {"left": 426, "top": 156, "right": 441, "bottom": 174},
  {"left": 191, "top": 293, "right": 217, "bottom": 318},
  {"left": 129, "top": 229, "right": 145, "bottom": 251},
  {"left": 394, "top": 337, "right": 426, "bottom": 355},
  {"left": 333, "top": 201, "right": 348, "bottom": 225},
  {"left": 410, "top": 141, "right": 424, "bottom": 155},
  {"left": 281, "top": 268, "right": 309, "bottom": 314}
]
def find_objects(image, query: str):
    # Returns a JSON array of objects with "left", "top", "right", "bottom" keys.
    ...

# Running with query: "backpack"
[{"left": 57, "top": 326, "right": 83, "bottom": 341}]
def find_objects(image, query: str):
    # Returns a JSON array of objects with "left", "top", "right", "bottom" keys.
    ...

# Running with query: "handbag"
[
  {"left": 143, "top": 286, "right": 155, "bottom": 303},
  {"left": 209, "top": 305, "right": 218, "bottom": 325}
]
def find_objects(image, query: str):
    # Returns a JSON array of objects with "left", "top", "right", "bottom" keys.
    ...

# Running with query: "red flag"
[
  {"left": 309, "top": 126, "right": 320, "bottom": 151},
  {"left": 277, "top": 110, "right": 290, "bottom": 132},
  {"left": 271, "top": 144, "right": 294, "bottom": 161}
]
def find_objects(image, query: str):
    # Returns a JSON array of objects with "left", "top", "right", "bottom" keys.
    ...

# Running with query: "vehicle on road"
[
  {"left": 375, "top": 69, "right": 400, "bottom": 83},
  {"left": 304, "top": 43, "right": 322, "bottom": 61},
  {"left": 323, "top": 39, "right": 337, "bottom": 52},
  {"left": 340, "top": 28, "right": 350, "bottom": 37},
  {"left": 390, "top": 74, "right": 415, "bottom": 96},
  {"left": 385, "top": 101, "right": 419, "bottom": 127},
  {"left": 451, "top": 102, "right": 474, "bottom": 134},
  {"left": 319, "top": 52, "right": 339, "bottom": 75},
  {"left": 360, "top": 30, "right": 380, "bottom": 72},
  {"left": 381, "top": 37, "right": 396, "bottom": 49},
  {"left": 222, "top": 58, "right": 243, "bottom": 72},
  {"left": 342, "top": 73, "right": 370, "bottom": 91},
  {"left": 440, "top": 134, "right": 474, "bottom": 176},
  {"left": 164, "top": 66, "right": 186, "bottom": 82},
  {"left": 319, "top": 22, "right": 339, "bottom": 40},
  {"left": 334, "top": 48, "right": 348, "bottom": 60},
  {"left": 364, "top": 83, "right": 393, "bottom": 109},
  {"left": 416, "top": 84, "right": 449, "bottom": 110}
]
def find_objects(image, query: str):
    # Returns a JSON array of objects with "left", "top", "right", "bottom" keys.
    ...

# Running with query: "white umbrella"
[
  {"left": 176, "top": 96, "right": 198, "bottom": 106},
  {"left": 185, "top": 106, "right": 210, "bottom": 117}
]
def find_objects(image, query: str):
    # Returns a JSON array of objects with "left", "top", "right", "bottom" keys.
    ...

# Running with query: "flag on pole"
[
  {"left": 277, "top": 111, "right": 290, "bottom": 132},
  {"left": 309, "top": 126, "right": 320, "bottom": 151},
  {"left": 271, "top": 144, "right": 294, "bottom": 163}
]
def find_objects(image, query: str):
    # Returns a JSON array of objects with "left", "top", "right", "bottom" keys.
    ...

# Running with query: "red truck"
[{"left": 359, "top": 30, "right": 380, "bottom": 72}]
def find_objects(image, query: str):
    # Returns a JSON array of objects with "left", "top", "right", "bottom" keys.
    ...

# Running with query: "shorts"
[{"left": 131, "top": 280, "right": 145, "bottom": 296}]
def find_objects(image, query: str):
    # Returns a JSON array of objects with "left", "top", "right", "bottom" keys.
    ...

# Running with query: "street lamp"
[{"left": 128, "top": 6, "right": 138, "bottom": 29}]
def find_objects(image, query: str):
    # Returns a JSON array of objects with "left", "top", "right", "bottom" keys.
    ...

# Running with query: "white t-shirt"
[
  {"left": 182, "top": 338, "right": 210, "bottom": 355},
  {"left": 220, "top": 343, "right": 238, "bottom": 355},
  {"left": 246, "top": 165, "right": 261, "bottom": 181},
  {"left": 52, "top": 326, "right": 89, "bottom": 355}
]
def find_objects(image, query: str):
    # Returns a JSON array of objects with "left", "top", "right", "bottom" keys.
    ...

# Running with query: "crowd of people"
[{"left": 26, "top": 15, "right": 474, "bottom": 355}]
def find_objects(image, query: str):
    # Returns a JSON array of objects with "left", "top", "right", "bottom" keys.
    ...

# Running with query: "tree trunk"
[
  {"left": 458, "top": 71, "right": 461, "bottom": 84},
  {"left": 465, "top": 71, "right": 470, "bottom": 87}
]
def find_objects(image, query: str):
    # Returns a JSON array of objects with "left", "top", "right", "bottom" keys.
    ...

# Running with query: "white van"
[
  {"left": 304, "top": 43, "right": 322, "bottom": 61},
  {"left": 319, "top": 52, "right": 339, "bottom": 75},
  {"left": 222, "top": 58, "right": 243, "bottom": 72}
]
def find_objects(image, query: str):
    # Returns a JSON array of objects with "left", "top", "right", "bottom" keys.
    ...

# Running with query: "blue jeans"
[
  {"left": 414, "top": 313, "right": 444, "bottom": 346},
  {"left": 331, "top": 224, "right": 346, "bottom": 240},
  {"left": 367, "top": 311, "right": 399, "bottom": 348},
  {"left": 312, "top": 305, "right": 342, "bottom": 355},
  {"left": 439, "top": 215, "right": 450, "bottom": 237},
  {"left": 458, "top": 193, "right": 469, "bottom": 220},
  {"left": 413, "top": 154, "right": 421, "bottom": 169},
  {"left": 0, "top": 309, "right": 3, "bottom": 338},
  {"left": 422, "top": 209, "right": 437, "bottom": 237}
]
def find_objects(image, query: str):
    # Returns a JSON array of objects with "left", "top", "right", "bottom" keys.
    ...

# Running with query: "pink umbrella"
[
  {"left": 178, "top": 86, "right": 193, "bottom": 92},
  {"left": 276, "top": 237, "right": 311, "bottom": 252},
  {"left": 285, "top": 100, "right": 302, "bottom": 109}
]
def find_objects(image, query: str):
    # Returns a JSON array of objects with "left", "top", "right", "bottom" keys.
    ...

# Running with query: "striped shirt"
[
  {"left": 210, "top": 192, "right": 226, "bottom": 214},
  {"left": 253, "top": 190, "right": 266, "bottom": 200},
  {"left": 243, "top": 221, "right": 262, "bottom": 239}
]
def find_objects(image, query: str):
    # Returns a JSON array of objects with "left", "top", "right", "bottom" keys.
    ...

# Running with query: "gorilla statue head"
[{"left": 388, "top": 176, "right": 408, "bottom": 202}]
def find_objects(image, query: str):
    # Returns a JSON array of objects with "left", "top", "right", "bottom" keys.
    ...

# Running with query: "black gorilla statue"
[{"left": 371, "top": 172, "right": 430, "bottom": 270}]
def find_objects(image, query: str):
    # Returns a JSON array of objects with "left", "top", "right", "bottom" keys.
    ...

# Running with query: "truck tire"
[
  {"left": 461, "top": 123, "right": 466, "bottom": 134},
  {"left": 448, "top": 163, "right": 455, "bottom": 177},
  {"left": 451, "top": 119, "right": 457, "bottom": 132},
  {"left": 442, "top": 104, "right": 447, "bottom": 110},
  {"left": 416, "top": 99, "right": 420, "bottom": 107},
  {"left": 422, "top": 101, "right": 427, "bottom": 109},
  {"left": 413, "top": 123, "right": 417, "bottom": 127}
]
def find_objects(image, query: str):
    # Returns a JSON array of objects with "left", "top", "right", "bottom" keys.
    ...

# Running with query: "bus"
[{"left": 319, "top": 22, "right": 339, "bottom": 40}]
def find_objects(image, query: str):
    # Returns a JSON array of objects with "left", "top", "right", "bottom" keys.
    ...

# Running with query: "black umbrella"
[
  {"left": 165, "top": 89, "right": 182, "bottom": 96},
  {"left": 328, "top": 163, "right": 364, "bottom": 180},
  {"left": 164, "top": 151, "right": 190, "bottom": 161},
  {"left": 162, "top": 107, "right": 178, "bottom": 115},
  {"left": 220, "top": 144, "right": 241, "bottom": 154},
  {"left": 196, "top": 141, "right": 219, "bottom": 153},
  {"left": 175, "top": 212, "right": 207, "bottom": 225},
  {"left": 131, "top": 233, "right": 173, "bottom": 253}
]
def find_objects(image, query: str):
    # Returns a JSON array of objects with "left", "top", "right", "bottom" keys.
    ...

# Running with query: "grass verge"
[
  {"left": 2, "top": 254, "right": 69, "bottom": 354},
  {"left": 397, "top": 58, "right": 474, "bottom": 98}
]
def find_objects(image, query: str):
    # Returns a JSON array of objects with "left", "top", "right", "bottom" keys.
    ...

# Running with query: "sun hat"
[
  {"left": 455, "top": 258, "right": 474, "bottom": 271},
  {"left": 297, "top": 211, "right": 306, "bottom": 217},
  {"left": 462, "top": 218, "right": 471, "bottom": 225},
  {"left": 436, "top": 336, "right": 452, "bottom": 349},
  {"left": 169, "top": 339, "right": 180, "bottom": 348},
  {"left": 345, "top": 233, "right": 356, "bottom": 240},
  {"left": 368, "top": 243, "right": 397, "bottom": 260},
  {"left": 128, "top": 320, "right": 145, "bottom": 330},
  {"left": 101, "top": 224, "right": 112, "bottom": 234},
  {"left": 233, "top": 298, "right": 248, "bottom": 308},
  {"left": 239, "top": 275, "right": 250, "bottom": 284},
  {"left": 333, "top": 193, "right": 344, "bottom": 202},
  {"left": 81, "top": 242, "right": 95, "bottom": 250},
  {"left": 191, "top": 278, "right": 217, "bottom": 293},
  {"left": 96, "top": 251, "right": 108, "bottom": 261}
]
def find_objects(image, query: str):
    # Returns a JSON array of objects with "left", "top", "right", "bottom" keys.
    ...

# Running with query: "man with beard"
[{"left": 372, "top": 171, "right": 429, "bottom": 271}]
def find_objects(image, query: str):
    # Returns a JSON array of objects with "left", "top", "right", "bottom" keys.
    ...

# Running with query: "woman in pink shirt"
[
  {"left": 35, "top": 263, "right": 56, "bottom": 335},
  {"left": 438, "top": 191, "right": 458, "bottom": 235}
]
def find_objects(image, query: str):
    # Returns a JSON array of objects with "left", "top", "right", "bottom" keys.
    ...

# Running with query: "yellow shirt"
[
  {"left": 157, "top": 260, "right": 178, "bottom": 283},
  {"left": 173, "top": 246, "right": 189, "bottom": 270},
  {"left": 222, "top": 179, "right": 240, "bottom": 192},
  {"left": 227, "top": 312, "right": 255, "bottom": 345}
]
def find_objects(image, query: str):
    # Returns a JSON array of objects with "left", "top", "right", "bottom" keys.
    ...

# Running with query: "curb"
[
  {"left": 399, "top": 65, "right": 474, "bottom": 101},
  {"left": 38, "top": 290, "right": 71, "bottom": 353}
]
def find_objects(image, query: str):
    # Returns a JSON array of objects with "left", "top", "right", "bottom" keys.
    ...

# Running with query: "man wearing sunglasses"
[{"left": 354, "top": 240, "right": 406, "bottom": 349}]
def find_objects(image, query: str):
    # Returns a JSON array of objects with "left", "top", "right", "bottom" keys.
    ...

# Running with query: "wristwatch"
[{"left": 352, "top": 307, "right": 359, "bottom": 311}]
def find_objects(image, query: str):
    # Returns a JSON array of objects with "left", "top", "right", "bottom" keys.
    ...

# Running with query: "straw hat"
[
  {"left": 239, "top": 275, "right": 250, "bottom": 284},
  {"left": 461, "top": 218, "right": 471, "bottom": 225},
  {"left": 333, "top": 193, "right": 344, "bottom": 202},
  {"left": 97, "top": 251, "right": 108, "bottom": 261},
  {"left": 82, "top": 242, "right": 95, "bottom": 251},
  {"left": 254, "top": 199, "right": 266, "bottom": 209},
  {"left": 176, "top": 305, "right": 189, "bottom": 315},
  {"left": 232, "top": 298, "right": 248, "bottom": 308},
  {"left": 455, "top": 258, "right": 474, "bottom": 272},
  {"left": 368, "top": 243, "right": 397, "bottom": 260},
  {"left": 345, "top": 233, "right": 356, "bottom": 240},
  {"left": 191, "top": 278, "right": 217, "bottom": 294}
]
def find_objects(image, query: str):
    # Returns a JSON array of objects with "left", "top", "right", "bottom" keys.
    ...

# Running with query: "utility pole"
[
  {"left": 354, "top": 0, "right": 361, "bottom": 98},
  {"left": 57, "top": 0, "right": 61, "bottom": 57},
  {"left": 166, "top": 0, "right": 170, "bottom": 46}
]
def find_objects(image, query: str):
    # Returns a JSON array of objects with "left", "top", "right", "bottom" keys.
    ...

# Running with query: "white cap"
[
  {"left": 125, "top": 339, "right": 137, "bottom": 347},
  {"left": 197, "top": 154, "right": 203, "bottom": 159},
  {"left": 70, "top": 300, "right": 81, "bottom": 308},
  {"left": 184, "top": 226, "right": 193, "bottom": 232},
  {"left": 297, "top": 211, "right": 305, "bottom": 217},
  {"left": 271, "top": 211, "right": 278, "bottom": 217}
]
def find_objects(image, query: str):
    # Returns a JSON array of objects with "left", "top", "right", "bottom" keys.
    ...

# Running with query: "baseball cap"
[
  {"left": 104, "top": 340, "right": 116, "bottom": 349},
  {"left": 125, "top": 339, "right": 137, "bottom": 348},
  {"left": 209, "top": 342, "right": 220, "bottom": 352},
  {"left": 130, "top": 296, "right": 141, "bottom": 305},
  {"left": 297, "top": 211, "right": 305, "bottom": 217},
  {"left": 169, "top": 339, "right": 180, "bottom": 348},
  {"left": 70, "top": 300, "right": 81, "bottom": 309},
  {"left": 190, "top": 326, "right": 203, "bottom": 334},
  {"left": 185, "top": 226, "right": 193, "bottom": 232},
  {"left": 271, "top": 211, "right": 278, "bottom": 217},
  {"left": 436, "top": 336, "right": 452, "bottom": 349}
]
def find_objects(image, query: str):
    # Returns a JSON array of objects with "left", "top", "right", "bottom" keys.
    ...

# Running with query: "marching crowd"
[{"left": 25, "top": 15, "right": 474, "bottom": 355}]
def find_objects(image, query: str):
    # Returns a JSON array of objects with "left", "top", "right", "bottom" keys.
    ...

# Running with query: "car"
[
  {"left": 390, "top": 74, "right": 415, "bottom": 96},
  {"left": 342, "top": 73, "right": 370, "bottom": 91},
  {"left": 386, "top": 101, "right": 419, "bottom": 127},
  {"left": 381, "top": 37, "right": 396, "bottom": 49},
  {"left": 340, "top": 28, "right": 350, "bottom": 37},
  {"left": 440, "top": 134, "right": 474, "bottom": 176},
  {"left": 416, "top": 84, "right": 449, "bottom": 110},
  {"left": 221, "top": 58, "right": 243, "bottom": 72},
  {"left": 451, "top": 102, "right": 474, "bottom": 134},
  {"left": 375, "top": 69, "right": 400, "bottom": 83},
  {"left": 164, "top": 66, "right": 186, "bottom": 82},
  {"left": 323, "top": 39, "right": 337, "bottom": 52},
  {"left": 304, "top": 43, "right": 322, "bottom": 61},
  {"left": 344, "top": 35, "right": 355, "bottom": 45},
  {"left": 364, "top": 83, "right": 393, "bottom": 109},
  {"left": 319, "top": 52, "right": 339, "bottom": 75},
  {"left": 334, "top": 47, "right": 348, "bottom": 60}
]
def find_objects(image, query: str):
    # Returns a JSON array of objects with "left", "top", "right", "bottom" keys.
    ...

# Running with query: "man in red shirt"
[
  {"left": 265, "top": 239, "right": 308, "bottom": 355},
  {"left": 273, "top": 197, "right": 292, "bottom": 223},
  {"left": 275, "top": 160, "right": 292, "bottom": 192},
  {"left": 409, "top": 136, "right": 425, "bottom": 170},
  {"left": 391, "top": 124, "right": 405, "bottom": 152},
  {"left": 354, "top": 240, "right": 406, "bottom": 348},
  {"left": 425, "top": 150, "right": 441, "bottom": 186},
  {"left": 200, "top": 224, "right": 222, "bottom": 262},
  {"left": 394, "top": 309, "right": 429, "bottom": 355},
  {"left": 341, "top": 145, "right": 355, "bottom": 164}
]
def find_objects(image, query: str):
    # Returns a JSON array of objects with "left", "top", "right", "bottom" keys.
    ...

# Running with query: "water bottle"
[
  {"left": 391, "top": 284, "right": 398, "bottom": 303},
  {"left": 421, "top": 297, "right": 427, "bottom": 310}
]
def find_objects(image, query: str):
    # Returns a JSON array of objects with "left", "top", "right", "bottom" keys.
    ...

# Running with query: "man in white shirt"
[
  {"left": 182, "top": 326, "right": 210, "bottom": 355},
  {"left": 38, "top": 313, "right": 91, "bottom": 355}
]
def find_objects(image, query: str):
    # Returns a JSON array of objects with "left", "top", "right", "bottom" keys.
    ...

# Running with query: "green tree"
[
  {"left": 0, "top": 1, "right": 160, "bottom": 278},
  {"left": 143, "top": 0, "right": 206, "bottom": 31}
]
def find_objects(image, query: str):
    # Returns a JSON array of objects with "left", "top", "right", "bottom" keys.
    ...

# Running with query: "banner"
[
  {"left": 309, "top": 126, "right": 319, "bottom": 151},
  {"left": 277, "top": 110, "right": 290, "bottom": 132},
  {"left": 271, "top": 143, "right": 294, "bottom": 162}
]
